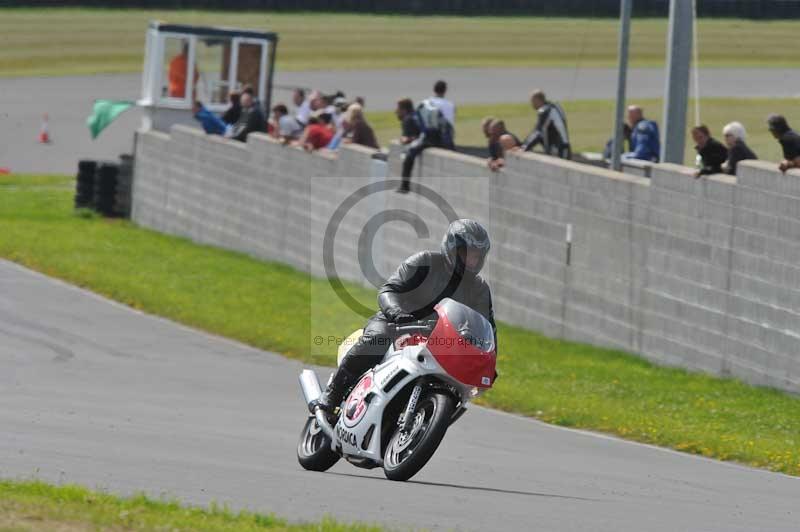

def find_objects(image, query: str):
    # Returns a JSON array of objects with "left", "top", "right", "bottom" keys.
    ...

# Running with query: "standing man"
[
  {"left": 623, "top": 105, "right": 660, "bottom": 163},
  {"left": 168, "top": 42, "right": 198, "bottom": 98},
  {"left": 767, "top": 115, "right": 800, "bottom": 173},
  {"left": 428, "top": 80, "right": 455, "bottom": 134},
  {"left": 398, "top": 85, "right": 455, "bottom": 193},
  {"left": 520, "top": 90, "right": 571, "bottom": 159}
]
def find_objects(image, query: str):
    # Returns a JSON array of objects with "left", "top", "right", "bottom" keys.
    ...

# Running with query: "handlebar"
[{"left": 389, "top": 319, "right": 438, "bottom": 335}]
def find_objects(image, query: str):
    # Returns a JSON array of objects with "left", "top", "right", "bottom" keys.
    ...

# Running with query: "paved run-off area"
[{"left": 1, "top": 259, "right": 798, "bottom": 531}]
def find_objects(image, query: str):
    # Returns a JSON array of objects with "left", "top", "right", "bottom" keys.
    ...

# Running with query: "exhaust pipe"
[
  {"left": 299, "top": 369, "right": 322, "bottom": 408},
  {"left": 298, "top": 369, "right": 337, "bottom": 442}
]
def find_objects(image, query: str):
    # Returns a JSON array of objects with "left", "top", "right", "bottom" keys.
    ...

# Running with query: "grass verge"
[
  {"left": 1, "top": 8, "right": 798, "bottom": 77},
  {"left": 0, "top": 480, "right": 380, "bottom": 531},
  {"left": 365, "top": 97, "right": 800, "bottom": 167},
  {"left": 1, "top": 174, "right": 799, "bottom": 476}
]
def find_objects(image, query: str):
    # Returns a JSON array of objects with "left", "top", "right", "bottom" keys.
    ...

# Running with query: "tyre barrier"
[
  {"left": 94, "top": 162, "right": 119, "bottom": 217},
  {"left": 115, "top": 154, "right": 134, "bottom": 218},
  {"left": 75, "top": 156, "right": 134, "bottom": 218},
  {"left": 74, "top": 159, "right": 97, "bottom": 209}
]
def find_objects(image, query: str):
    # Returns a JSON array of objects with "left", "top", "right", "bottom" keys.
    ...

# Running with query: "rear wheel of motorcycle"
[
  {"left": 297, "top": 416, "right": 340, "bottom": 472},
  {"left": 383, "top": 391, "right": 455, "bottom": 481}
]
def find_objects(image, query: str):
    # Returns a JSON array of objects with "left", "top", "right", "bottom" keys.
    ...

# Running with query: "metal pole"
[
  {"left": 662, "top": 0, "right": 694, "bottom": 164},
  {"left": 611, "top": 0, "right": 633, "bottom": 172}
]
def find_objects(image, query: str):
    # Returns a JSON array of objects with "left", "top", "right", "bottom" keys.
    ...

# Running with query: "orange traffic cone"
[{"left": 38, "top": 113, "right": 51, "bottom": 144}]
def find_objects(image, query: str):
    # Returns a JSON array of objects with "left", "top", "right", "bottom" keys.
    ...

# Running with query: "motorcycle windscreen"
[{"left": 428, "top": 298, "right": 496, "bottom": 388}]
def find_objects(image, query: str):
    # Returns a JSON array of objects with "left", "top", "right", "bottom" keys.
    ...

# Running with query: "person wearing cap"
[{"left": 767, "top": 114, "right": 800, "bottom": 173}]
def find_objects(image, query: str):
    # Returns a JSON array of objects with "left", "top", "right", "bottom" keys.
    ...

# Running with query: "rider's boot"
[{"left": 313, "top": 366, "right": 356, "bottom": 417}]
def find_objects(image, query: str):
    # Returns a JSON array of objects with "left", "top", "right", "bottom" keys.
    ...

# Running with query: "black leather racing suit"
[{"left": 339, "top": 250, "right": 496, "bottom": 378}]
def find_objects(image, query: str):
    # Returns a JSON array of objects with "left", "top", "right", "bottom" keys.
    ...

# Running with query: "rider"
[{"left": 316, "top": 219, "right": 496, "bottom": 413}]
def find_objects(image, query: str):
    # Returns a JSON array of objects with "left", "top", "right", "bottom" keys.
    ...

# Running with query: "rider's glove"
[{"left": 393, "top": 311, "right": 416, "bottom": 324}]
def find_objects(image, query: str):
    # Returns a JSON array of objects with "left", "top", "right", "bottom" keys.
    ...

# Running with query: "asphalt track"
[
  {"left": 1, "top": 259, "right": 799, "bottom": 531},
  {"left": 2, "top": 67, "right": 800, "bottom": 174}
]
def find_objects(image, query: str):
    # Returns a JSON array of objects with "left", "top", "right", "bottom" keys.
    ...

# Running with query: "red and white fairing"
[{"left": 331, "top": 298, "right": 497, "bottom": 462}]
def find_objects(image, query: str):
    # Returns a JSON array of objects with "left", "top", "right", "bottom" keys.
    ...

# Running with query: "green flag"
[{"left": 87, "top": 100, "right": 135, "bottom": 139}]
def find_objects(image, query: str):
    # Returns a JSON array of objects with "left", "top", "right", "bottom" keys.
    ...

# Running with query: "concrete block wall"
[{"left": 132, "top": 126, "right": 800, "bottom": 393}]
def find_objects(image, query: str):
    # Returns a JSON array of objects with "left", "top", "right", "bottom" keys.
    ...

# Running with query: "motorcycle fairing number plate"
[{"left": 343, "top": 372, "right": 373, "bottom": 428}]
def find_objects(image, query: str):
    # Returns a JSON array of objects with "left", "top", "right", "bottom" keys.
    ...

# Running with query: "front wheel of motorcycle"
[
  {"left": 383, "top": 391, "right": 455, "bottom": 481},
  {"left": 297, "top": 416, "right": 340, "bottom": 472}
]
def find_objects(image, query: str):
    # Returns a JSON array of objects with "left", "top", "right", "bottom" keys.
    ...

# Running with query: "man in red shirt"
[{"left": 302, "top": 111, "right": 334, "bottom": 151}]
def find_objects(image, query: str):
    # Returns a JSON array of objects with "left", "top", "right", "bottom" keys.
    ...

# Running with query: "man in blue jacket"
[
  {"left": 623, "top": 105, "right": 660, "bottom": 162},
  {"left": 192, "top": 101, "right": 231, "bottom": 136}
]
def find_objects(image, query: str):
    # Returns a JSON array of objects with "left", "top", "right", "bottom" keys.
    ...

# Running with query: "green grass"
[
  {"left": 365, "top": 97, "right": 800, "bottom": 166},
  {"left": 1, "top": 8, "right": 798, "bottom": 77},
  {"left": 1, "top": 174, "right": 799, "bottom": 477},
  {"left": 0, "top": 480, "right": 381, "bottom": 531}
]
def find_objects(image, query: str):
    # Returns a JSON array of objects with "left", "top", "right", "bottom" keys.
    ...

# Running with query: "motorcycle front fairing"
[
  {"left": 331, "top": 341, "right": 473, "bottom": 466},
  {"left": 326, "top": 299, "right": 497, "bottom": 466}
]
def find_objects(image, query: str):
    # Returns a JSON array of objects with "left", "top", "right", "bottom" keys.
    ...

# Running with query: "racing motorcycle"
[{"left": 297, "top": 298, "right": 497, "bottom": 481}]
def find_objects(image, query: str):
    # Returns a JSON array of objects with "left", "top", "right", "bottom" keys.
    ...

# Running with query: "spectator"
[
  {"left": 301, "top": 110, "right": 334, "bottom": 151},
  {"left": 271, "top": 103, "right": 303, "bottom": 143},
  {"left": 398, "top": 97, "right": 455, "bottom": 193},
  {"left": 167, "top": 42, "right": 197, "bottom": 98},
  {"left": 332, "top": 94, "right": 349, "bottom": 132},
  {"left": 521, "top": 90, "right": 571, "bottom": 159},
  {"left": 342, "top": 104, "right": 379, "bottom": 150},
  {"left": 230, "top": 90, "right": 266, "bottom": 142},
  {"left": 396, "top": 98, "right": 421, "bottom": 144},
  {"left": 293, "top": 88, "right": 311, "bottom": 126},
  {"left": 192, "top": 101, "right": 230, "bottom": 136},
  {"left": 428, "top": 80, "right": 456, "bottom": 131},
  {"left": 602, "top": 123, "right": 632, "bottom": 160},
  {"left": 721, "top": 121, "right": 757, "bottom": 175},
  {"left": 481, "top": 116, "right": 496, "bottom": 143},
  {"left": 767, "top": 114, "right": 800, "bottom": 173},
  {"left": 623, "top": 105, "right": 660, "bottom": 162},
  {"left": 355, "top": 96, "right": 366, "bottom": 108},
  {"left": 487, "top": 119, "right": 520, "bottom": 171},
  {"left": 692, "top": 125, "right": 728, "bottom": 177},
  {"left": 221, "top": 91, "right": 241, "bottom": 126}
]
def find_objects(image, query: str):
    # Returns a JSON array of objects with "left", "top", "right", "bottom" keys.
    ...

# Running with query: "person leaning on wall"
[
  {"left": 767, "top": 114, "right": 800, "bottom": 173},
  {"left": 721, "top": 121, "right": 757, "bottom": 176},
  {"left": 691, "top": 125, "right": 728, "bottom": 178}
]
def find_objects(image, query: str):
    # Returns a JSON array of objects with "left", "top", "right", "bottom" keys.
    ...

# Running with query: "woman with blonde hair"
[
  {"left": 722, "top": 121, "right": 757, "bottom": 175},
  {"left": 342, "top": 103, "right": 379, "bottom": 150}
]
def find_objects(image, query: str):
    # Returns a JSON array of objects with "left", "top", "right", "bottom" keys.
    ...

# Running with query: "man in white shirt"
[
  {"left": 427, "top": 80, "right": 455, "bottom": 130},
  {"left": 293, "top": 88, "right": 312, "bottom": 126},
  {"left": 271, "top": 103, "right": 303, "bottom": 143}
]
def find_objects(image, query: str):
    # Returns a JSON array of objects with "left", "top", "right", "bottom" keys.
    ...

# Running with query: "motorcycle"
[{"left": 297, "top": 298, "right": 497, "bottom": 481}]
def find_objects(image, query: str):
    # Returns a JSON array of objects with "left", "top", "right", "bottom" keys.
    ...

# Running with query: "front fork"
[{"left": 398, "top": 382, "right": 423, "bottom": 432}]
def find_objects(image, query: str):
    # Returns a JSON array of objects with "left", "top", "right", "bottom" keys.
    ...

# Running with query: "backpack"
[{"left": 416, "top": 99, "right": 453, "bottom": 147}]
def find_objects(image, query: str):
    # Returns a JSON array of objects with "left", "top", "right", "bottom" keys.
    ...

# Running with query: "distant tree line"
[{"left": 5, "top": 0, "right": 800, "bottom": 19}]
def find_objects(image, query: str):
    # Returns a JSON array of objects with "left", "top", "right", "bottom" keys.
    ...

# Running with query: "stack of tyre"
[
  {"left": 115, "top": 155, "right": 134, "bottom": 218},
  {"left": 74, "top": 160, "right": 96, "bottom": 209},
  {"left": 93, "top": 163, "right": 119, "bottom": 217},
  {"left": 74, "top": 155, "right": 134, "bottom": 218}
]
